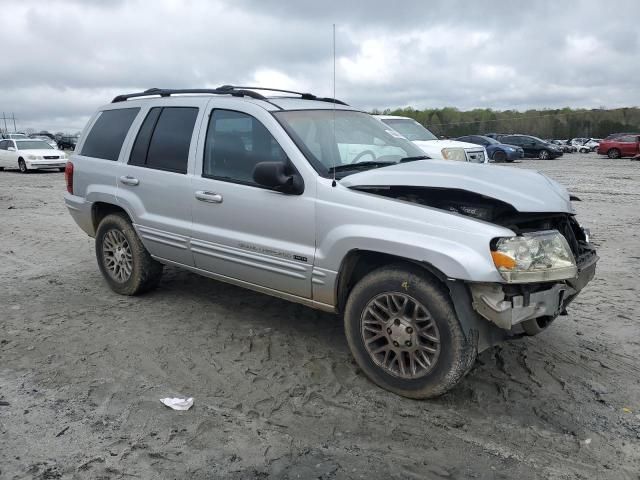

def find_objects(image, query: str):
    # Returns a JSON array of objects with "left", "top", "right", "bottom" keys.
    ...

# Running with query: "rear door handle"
[
  {"left": 195, "top": 191, "right": 223, "bottom": 204},
  {"left": 119, "top": 175, "right": 139, "bottom": 186}
]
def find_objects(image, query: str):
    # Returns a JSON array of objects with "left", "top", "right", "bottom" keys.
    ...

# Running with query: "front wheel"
[
  {"left": 95, "top": 213, "right": 163, "bottom": 295},
  {"left": 493, "top": 150, "right": 507, "bottom": 163},
  {"left": 344, "top": 265, "right": 476, "bottom": 399},
  {"left": 18, "top": 159, "right": 29, "bottom": 173},
  {"left": 538, "top": 149, "right": 550, "bottom": 160}
]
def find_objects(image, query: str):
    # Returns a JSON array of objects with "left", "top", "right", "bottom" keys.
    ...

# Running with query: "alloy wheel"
[
  {"left": 102, "top": 229, "right": 133, "bottom": 282},
  {"left": 361, "top": 292, "right": 441, "bottom": 379}
]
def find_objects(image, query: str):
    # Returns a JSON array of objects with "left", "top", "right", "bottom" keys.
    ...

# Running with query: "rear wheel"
[
  {"left": 607, "top": 148, "right": 621, "bottom": 159},
  {"left": 18, "top": 158, "right": 29, "bottom": 173},
  {"left": 343, "top": 264, "right": 476, "bottom": 399},
  {"left": 493, "top": 150, "right": 507, "bottom": 163},
  {"left": 95, "top": 213, "right": 163, "bottom": 295},
  {"left": 538, "top": 149, "right": 550, "bottom": 160}
]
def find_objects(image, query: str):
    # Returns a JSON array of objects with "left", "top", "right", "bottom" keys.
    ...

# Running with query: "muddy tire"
[
  {"left": 95, "top": 213, "right": 163, "bottom": 295},
  {"left": 607, "top": 148, "right": 621, "bottom": 159},
  {"left": 521, "top": 316, "right": 555, "bottom": 336},
  {"left": 344, "top": 264, "right": 476, "bottom": 399}
]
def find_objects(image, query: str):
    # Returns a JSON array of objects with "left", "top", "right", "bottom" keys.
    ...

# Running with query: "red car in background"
[{"left": 597, "top": 134, "right": 640, "bottom": 158}]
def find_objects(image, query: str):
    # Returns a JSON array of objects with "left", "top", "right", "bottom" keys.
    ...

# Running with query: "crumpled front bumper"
[{"left": 469, "top": 252, "right": 598, "bottom": 331}]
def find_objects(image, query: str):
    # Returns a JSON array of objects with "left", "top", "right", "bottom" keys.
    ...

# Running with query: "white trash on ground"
[{"left": 160, "top": 397, "right": 194, "bottom": 411}]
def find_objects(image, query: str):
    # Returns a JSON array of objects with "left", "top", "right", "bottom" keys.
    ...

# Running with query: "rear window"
[{"left": 81, "top": 108, "right": 140, "bottom": 161}]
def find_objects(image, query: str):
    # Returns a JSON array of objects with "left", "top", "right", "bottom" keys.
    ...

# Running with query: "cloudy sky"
[{"left": 1, "top": 0, "right": 638, "bottom": 132}]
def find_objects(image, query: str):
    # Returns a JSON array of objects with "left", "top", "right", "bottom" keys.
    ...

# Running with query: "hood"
[
  {"left": 413, "top": 139, "right": 483, "bottom": 150},
  {"left": 340, "top": 160, "right": 574, "bottom": 214}
]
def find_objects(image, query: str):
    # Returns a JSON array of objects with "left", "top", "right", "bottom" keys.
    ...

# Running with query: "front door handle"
[
  {"left": 195, "top": 191, "right": 223, "bottom": 204},
  {"left": 119, "top": 175, "right": 139, "bottom": 186}
]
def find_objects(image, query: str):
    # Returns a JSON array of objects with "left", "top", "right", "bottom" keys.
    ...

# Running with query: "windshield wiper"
[
  {"left": 399, "top": 155, "right": 430, "bottom": 163},
  {"left": 327, "top": 161, "right": 395, "bottom": 173}
]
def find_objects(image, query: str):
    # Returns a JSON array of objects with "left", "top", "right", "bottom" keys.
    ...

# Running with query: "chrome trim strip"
[
  {"left": 191, "top": 246, "right": 307, "bottom": 279},
  {"left": 135, "top": 224, "right": 189, "bottom": 250},
  {"left": 152, "top": 256, "right": 336, "bottom": 313},
  {"left": 190, "top": 239, "right": 307, "bottom": 271}
]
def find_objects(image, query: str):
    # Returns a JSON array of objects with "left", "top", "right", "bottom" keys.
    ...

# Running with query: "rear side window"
[
  {"left": 129, "top": 107, "right": 198, "bottom": 173},
  {"left": 81, "top": 108, "right": 140, "bottom": 160}
]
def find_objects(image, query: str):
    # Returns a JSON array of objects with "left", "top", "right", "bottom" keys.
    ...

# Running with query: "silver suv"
[{"left": 64, "top": 86, "right": 598, "bottom": 398}]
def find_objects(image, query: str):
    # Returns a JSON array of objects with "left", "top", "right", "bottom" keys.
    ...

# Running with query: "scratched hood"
[{"left": 340, "top": 160, "right": 574, "bottom": 213}]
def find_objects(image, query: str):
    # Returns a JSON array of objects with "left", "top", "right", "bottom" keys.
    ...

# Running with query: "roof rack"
[
  {"left": 111, "top": 85, "right": 348, "bottom": 106},
  {"left": 217, "top": 85, "right": 348, "bottom": 105}
]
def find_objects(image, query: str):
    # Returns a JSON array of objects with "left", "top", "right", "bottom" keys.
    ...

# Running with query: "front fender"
[{"left": 316, "top": 224, "right": 505, "bottom": 283}]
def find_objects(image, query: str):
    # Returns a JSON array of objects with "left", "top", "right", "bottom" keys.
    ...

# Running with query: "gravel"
[{"left": 1, "top": 153, "right": 639, "bottom": 479}]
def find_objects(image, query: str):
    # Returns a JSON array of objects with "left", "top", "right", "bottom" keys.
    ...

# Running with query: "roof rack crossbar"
[
  {"left": 219, "top": 85, "right": 348, "bottom": 105},
  {"left": 111, "top": 85, "right": 348, "bottom": 106}
]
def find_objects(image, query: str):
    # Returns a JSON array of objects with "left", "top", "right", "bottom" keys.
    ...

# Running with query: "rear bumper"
[
  {"left": 469, "top": 252, "right": 597, "bottom": 331},
  {"left": 64, "top": 193, "right": 95, "bottom": 237}
]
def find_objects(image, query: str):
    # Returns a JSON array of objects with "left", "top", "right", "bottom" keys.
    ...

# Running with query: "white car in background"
[
  {"left": 375, "top": 115, "right": 488, "bottom": 163},
  {"left": 0, "top": 138, "right": 67, "bottom": 172}
]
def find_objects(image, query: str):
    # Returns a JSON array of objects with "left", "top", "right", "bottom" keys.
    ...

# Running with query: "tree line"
[{"left": 374, "top": 106, "right": 640, "bottom": 139}]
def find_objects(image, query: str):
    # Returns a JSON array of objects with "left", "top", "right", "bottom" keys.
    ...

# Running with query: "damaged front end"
[
  {"left": 469, "top": 211, "right": 597, "bottom": 335},
  {"left": 350, "top": 184, "right": 598, "bottom": 340}
]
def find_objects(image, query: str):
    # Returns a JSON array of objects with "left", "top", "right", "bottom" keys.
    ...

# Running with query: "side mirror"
[
  {"left": 253, "top": 161, "right": 304, "bottom": 195},
  {"left": 7, "top": 147, "right": 16, "bottom": 151}
]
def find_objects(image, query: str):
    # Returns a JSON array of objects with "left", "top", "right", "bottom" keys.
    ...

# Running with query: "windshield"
[
  {"left": 274, "top": 110, "right": 427, "bottom": 177},
  {"left": 15, "top": 140, "right": 54, "bottom": 150},
  {"left": 379, "top": 118, "right": 438, "bottom": 141}
]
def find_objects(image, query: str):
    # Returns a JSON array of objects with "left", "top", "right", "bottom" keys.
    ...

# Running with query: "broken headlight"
[
  {"left": 441, "top": 147, "right": 466, "bottom": 162},
  {"left": 491, "top": 230, "right": 577, "bottom": 283}
]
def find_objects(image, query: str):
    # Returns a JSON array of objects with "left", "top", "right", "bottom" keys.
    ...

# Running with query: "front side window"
[
  {"left": 81, "top": 108, "right": 140, "bottom": 161},
  {"left": 274, "top": 110, "right": 426, "bottom": 177},
  {"left": 379, "top": 118, "right": 438, "bottom": 141},
  {"left": 203, "top": 109, "right": 287, "bottom": 184},
  {"left": 129, "top": 107, "right": 198, "bottom": 174}
]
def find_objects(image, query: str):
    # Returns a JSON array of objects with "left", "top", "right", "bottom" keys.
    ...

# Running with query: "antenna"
[{"left": 331, "top": 23, "right": 337, "bottom": 187}]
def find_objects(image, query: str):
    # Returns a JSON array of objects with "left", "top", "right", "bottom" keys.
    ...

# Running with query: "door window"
[
  {"left": 203, "top": 109, "right": 287, "bottom": 184},
  {"left": 129, "top": 107, "right": 198, "bottom": 174},
  {"left": 0, "top": 140, "right": 7, "bottom": 150}
]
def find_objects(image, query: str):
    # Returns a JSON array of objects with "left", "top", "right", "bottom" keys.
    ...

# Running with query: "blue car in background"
[{"left": 456, "top": 135, "right": 524, "bottom": 162}]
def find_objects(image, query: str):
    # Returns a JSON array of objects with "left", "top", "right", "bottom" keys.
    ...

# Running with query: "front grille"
[{"left": 43, "top": 156, "right": 60, "bottom": 160}]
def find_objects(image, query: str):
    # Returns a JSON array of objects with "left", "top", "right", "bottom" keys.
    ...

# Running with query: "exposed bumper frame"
[{"left": 469, "top": 253, "right": 598, "bottom": 331}]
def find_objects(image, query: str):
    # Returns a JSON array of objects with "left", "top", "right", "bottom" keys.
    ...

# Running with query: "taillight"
[{"left": 65, "top": 162, "right": 74, "bottom": 194}]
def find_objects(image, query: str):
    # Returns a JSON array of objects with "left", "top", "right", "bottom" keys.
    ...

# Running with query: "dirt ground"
[{"left": 1, "top": 153, "right": 639, "bottom": 479}]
